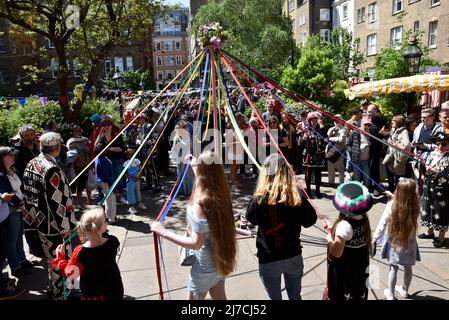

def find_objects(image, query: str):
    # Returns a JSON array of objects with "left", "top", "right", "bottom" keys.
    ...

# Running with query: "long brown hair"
[
  {"left": 254, "top": 153, "right": 301, "bottom": 207},
  {"left": 388, "top": 179, "right": 420, "bottom": 249},
  {"left": 190, "top": 151, "right": 236, "bottom": 276}
]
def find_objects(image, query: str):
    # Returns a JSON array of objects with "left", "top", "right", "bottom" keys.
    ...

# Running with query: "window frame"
[
  {"left": 392, "top": 0, "right": 404, "bottom": 15},
  {"left": 368, "top": 3, "right": 377, "bottom": 23},
  {"left": 367, "top": 33, "right": 377, "bottom": 56},
  {"left": 428, "top": 20, "right": 438, "bottom": 48},
  {"left": 390, "top": 26, "right": 403, "bottom": 49}
]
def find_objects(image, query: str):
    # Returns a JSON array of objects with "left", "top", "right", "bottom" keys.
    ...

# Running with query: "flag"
[
  {"left": 75, "top": 91, "right": 83, "bottom": 100},
  {"left": 19, "top": 97, "right": 26, "bottom": 108},
  {"left": 40, "top": 96, "right": 47, "bottom": 108}
]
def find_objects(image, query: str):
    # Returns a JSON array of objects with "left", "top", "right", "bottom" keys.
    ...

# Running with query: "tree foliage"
[
  {"left": 0, "top": 97, "right": 120, "bottom": 145},
  {"left": 191, "top": 0, "right": 292, "bottom": 72},
  {"left": 0, "top": 0, "right": 164, "bottom": 122}
]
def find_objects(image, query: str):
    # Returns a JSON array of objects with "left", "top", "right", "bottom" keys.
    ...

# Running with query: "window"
[
  {"left": 155, "top": 26, "right": 161, "bottom": 35},
  {"left": 431, "top": 0, "right": 440, "bottom": 6},
  {"left": 72, "top": 59, "right": 81, "bottom": 77},
  {"left": 428, "top": 21, "right": 438, "bottom": 48},
  {"left": 0, "top": 70, "right": 10, "bottom": 85},
  {"left": 11, "top": 40, "right": 16, "bottom": 54},
  {"left": 392, "top": 0, "right": 403, "bottom": 14},
  {"left": 126, "top": 56, "right": 133, "bottom": 71},
  {"left": 157, "top": 56, "right": 162, "bottom": 66},
  {"left": 368, "top": 3, "right": 376, "bottom": 23},
  {"left": 157, "top": 71, "right": 163, "bottom": 80},
  {"left": 114, "top": 57, "right": 124, "bottom": 72},
  {"left": 176, "top": 55, "right": 182, "bottom": 65},
  {"left": 390, "top": 26, "right": 403, "bottom": 49},
  {"left": 408, "top": 0, "right": 419, "bottom": 3},
  {"left": 367, "top": 33, "right": 377, "bottom": 56},
  {"left": 320, "top": 29, "right": 330, "bottom": 43},
  {"left": 48, "top": 39, "right": 55, "bottom": 48},
  {"left": 413, "top": 21, "right": 420, "bottom": 33},
  {"left": 299, "top": 15, "right": 306, "bottom": 26},
  {"left": 297, "top": 0, "right": 306, "bottom": 6},
  {"left": 357, "top": 8, "right": 366, "bottom": 23},
  {"left": 166, "top": 70, "right": 174, "bottom": 80},
  {"left": 105, "top": 59, "right": 112, "bottom": 75},
  {"left": 156, "top": 42, "right": 161, "bottom": 51},
  {"left": 301, "top": 32, "right": 307, "bottom": 45},
  {"left": 342, "top": 5, "right": 348, "bottom": 21},
  {"left": 175, "top": 41, "right": 181, "bottom": 51},
  {"left": 165, "top": 56, "right": 174, "bottom": 66},
  {"left": 51, "top": 58, "right": 59, "bottom": 78},
  {"left": 288, "top": 0, "right": 295, "bottom": 12},
  {"left": 320, "top": 9, "right": 330, "bottom": 22},
  {"left": 164, "top": 42, "right": 172, "bottom": 51},
  {"left": 0, "top": 38, "right": 6, "bottom": 53}
]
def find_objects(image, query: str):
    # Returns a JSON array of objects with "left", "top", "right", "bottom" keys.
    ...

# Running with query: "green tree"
[
  {"left": 0, "top": 0, "right": 164, "bottom": 122},
  {"left": 280, "top": 35, "right": 333, "bottom": 99},
  {"left": 326, "top": 28, "right": 365, "bottom": 81},
  {"left": 191, "top": 0, "right": 292, "bottom": 72}
]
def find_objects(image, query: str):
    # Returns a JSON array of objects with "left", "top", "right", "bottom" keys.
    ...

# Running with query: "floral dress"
[{"left": 421, "top": 151, "right": 449, "bottom": 232}]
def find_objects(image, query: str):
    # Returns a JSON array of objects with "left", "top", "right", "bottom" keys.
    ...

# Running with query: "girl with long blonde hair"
[
  {"left": 373, "top": 179, "right": 421, "bottom": 300},
  {"left": 151, "top": 151, "right": 236, "bottom": 300},
  {"left": 245, "top": 154, "right": 317, "bottom": 300}
]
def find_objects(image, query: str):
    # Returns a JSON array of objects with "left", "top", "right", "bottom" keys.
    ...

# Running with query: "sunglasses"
[
  {"left": 103, "top": 123, "right": 112, "bottom": 127},
  {"left": 437, "top": 142, "right": 448, "bottom": 147}
]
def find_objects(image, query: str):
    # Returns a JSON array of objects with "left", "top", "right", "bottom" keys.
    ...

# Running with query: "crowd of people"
[{"left": 0, "top": 88, "right": 448, "bottom": 301}]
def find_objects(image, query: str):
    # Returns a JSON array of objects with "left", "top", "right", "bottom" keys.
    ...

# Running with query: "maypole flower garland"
[{"left": 198, "top": 22, "right": 228, "bottom": 49}]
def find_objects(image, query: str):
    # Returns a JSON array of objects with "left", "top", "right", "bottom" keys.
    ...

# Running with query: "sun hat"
[{"left": 332, "top": 181, "right": 373, "bottom": 216}]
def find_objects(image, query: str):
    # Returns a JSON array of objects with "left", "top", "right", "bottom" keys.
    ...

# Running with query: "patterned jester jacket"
[{"left": 23, "top": 153, "right": 77, "bottom": 237}]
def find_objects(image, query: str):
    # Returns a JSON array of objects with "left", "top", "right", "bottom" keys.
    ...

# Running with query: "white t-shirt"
[
  {"left": 335, "top": 215, "right": 364, "bottom": 241},
  {"left": 7, "top": 172, "right": 23, "bottom": 201},
  {"left": 359, "top": 134, "right": 370, "bottom": 161}
]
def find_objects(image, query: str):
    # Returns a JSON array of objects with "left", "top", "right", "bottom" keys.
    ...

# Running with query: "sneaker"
[
  {"left": 138, "top": 203, "right": 147, "bottom": 210},
  {"left": 128, "top": 207, "right": 138, "bottom": 214},
  {"left": 373, "top": 190, "right": 381, "bottom": 197},
  {"left": 395, "top": 286, "right": 409, "bottom": 299},
  {"left": 384, "top": 288, "right": 394, "bottom": 300},
  {"left": 231, "top": 185, "right": 241, "bottom": 193},
  {"left": 0, "top": 284, "right": 25, "bottom": 300},
  {"left": 433, "top": 239, "right": 445, "bottom": 248},
  {"left": 119, "top": 197, "right": 127, "bottom": 204},
  {"left": 418, "top": 233, "right": 435, "bottom": 239}
]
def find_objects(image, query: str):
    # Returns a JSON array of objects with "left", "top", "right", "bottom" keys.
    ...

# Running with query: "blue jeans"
[
  {"left": 258, "top": 254, "right": 304, "bottom": 300},
  {"left": 7, "top": 209, "right": 26, "bottom": 270}
]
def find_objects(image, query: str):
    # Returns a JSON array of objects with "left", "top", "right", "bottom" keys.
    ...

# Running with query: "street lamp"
[
  {"left": 112, "top": 67, "right": 124, "bottom": 116},
  {"left": 403, "top": 35, "right": 423, "bottom": 76}
]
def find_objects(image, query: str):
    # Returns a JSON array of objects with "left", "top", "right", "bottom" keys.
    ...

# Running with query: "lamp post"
[
  {"left": 403, "top": 35, "right": 423, "bottom": 76},
  {"left": 112, "top": 67, "right": 124, "bottom": 117}
]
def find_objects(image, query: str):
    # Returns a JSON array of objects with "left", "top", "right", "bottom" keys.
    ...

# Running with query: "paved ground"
[{"left": 6, "top": 166, "right": 449, "bottom": 300}]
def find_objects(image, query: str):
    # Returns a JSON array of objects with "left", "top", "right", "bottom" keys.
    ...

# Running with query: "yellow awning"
[{"left": 344, "top": 74, "right": 449, "bottom": 100}]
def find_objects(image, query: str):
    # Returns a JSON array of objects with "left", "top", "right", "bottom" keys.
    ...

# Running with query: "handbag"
[
  {"left": 325, "top": 145, "right": 341, "bottom": 163},
  {"left": 179, "top": 246, "right": 195, "bottom": 266}
]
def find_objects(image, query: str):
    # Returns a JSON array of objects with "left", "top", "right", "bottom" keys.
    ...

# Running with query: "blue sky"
[{"left": 164, "top": 0, "right": 190, "bottom": 8}]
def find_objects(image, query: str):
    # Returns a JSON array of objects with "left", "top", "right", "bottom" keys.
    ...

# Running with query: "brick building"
[
  {"left": 0, "top": 18, "right": 37, "bottom": 96},
  {"left": 353, "top": 0, "right": 449, "bottom": 74},
  {"left": 152, "top": 8, "right": 190, "bottom": 91},
  {"left": 283, "top": 0, "right": 333, "bottom": 45}
]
